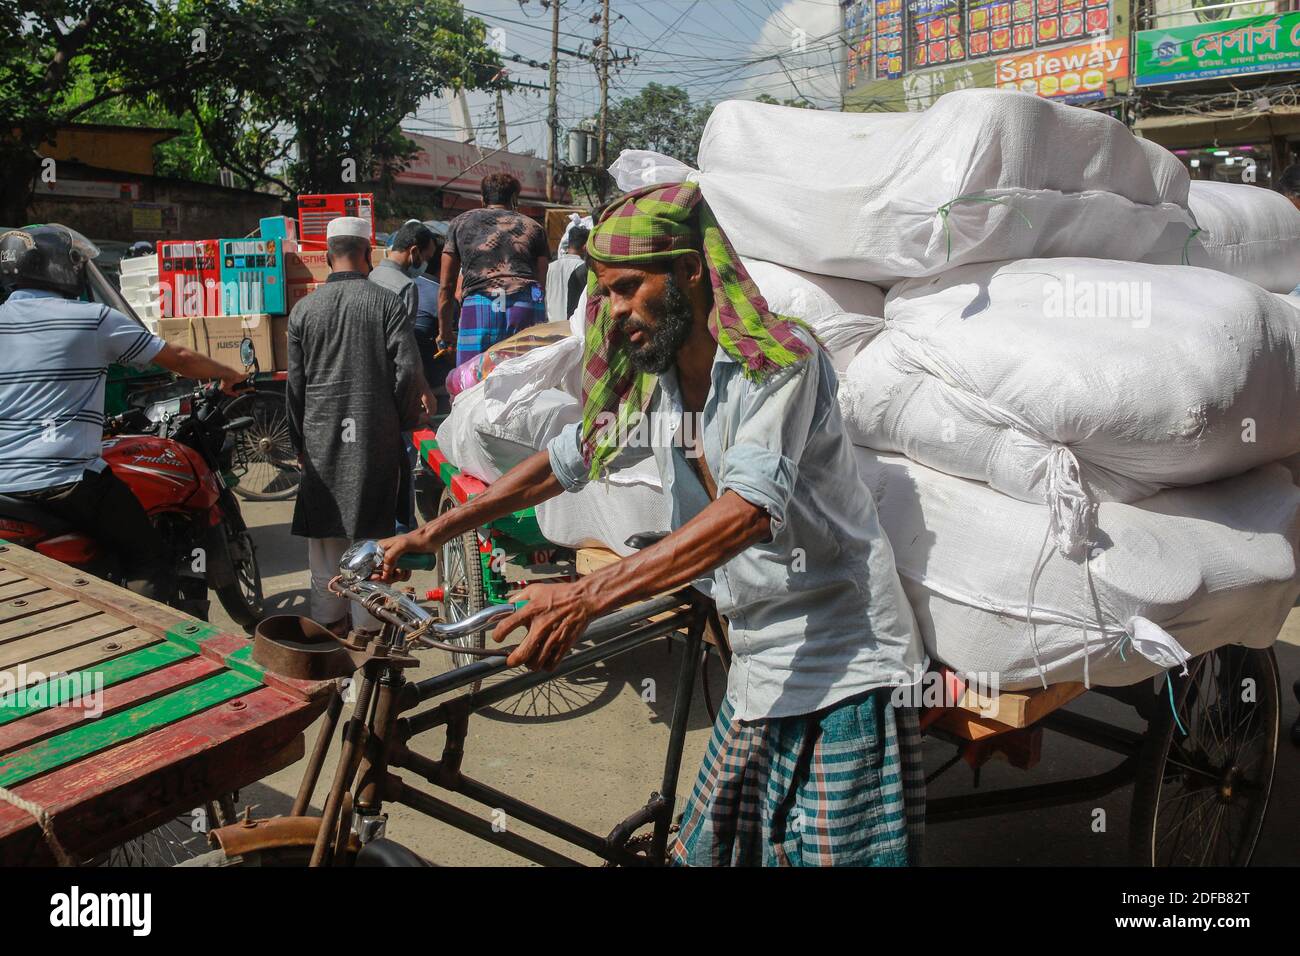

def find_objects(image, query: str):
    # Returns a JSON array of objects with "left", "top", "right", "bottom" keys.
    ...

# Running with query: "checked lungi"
[
  {"left": 670, "top": 687, "right": 925, "bottom": 867},
  {"left": 456, "top": 284, "right": 545, "bottom": 365}
]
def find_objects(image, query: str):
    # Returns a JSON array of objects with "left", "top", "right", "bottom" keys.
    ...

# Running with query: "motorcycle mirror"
[
  {"left": 239, "top": 336, "right": 258, "bottom": 372},
  {"left": 338, "top": 540, "right": 385, "bottom": 582}
]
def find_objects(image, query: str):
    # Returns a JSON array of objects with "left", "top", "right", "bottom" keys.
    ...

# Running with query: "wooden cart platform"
[{"left": 0, "top": 541, "right": 332, "bottom": 865}]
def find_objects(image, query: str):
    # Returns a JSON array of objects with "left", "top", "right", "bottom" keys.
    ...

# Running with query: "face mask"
[{"left": 404, "top": 260, "right": 425, "bottom": 279}]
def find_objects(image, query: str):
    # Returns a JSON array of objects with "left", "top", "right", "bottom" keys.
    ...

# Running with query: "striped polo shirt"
[{"left": 0, "top": 289, "right": 164, "bottom": 493}]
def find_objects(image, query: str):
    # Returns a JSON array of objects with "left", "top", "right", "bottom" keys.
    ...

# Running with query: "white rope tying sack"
[{"left": 1040, "top": 445, "right": 1098, "bottom": 560}]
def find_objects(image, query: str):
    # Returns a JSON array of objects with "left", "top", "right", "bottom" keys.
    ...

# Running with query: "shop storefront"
[{"left": 1131, "top": 4, "right": 1300, "bottom": 187}]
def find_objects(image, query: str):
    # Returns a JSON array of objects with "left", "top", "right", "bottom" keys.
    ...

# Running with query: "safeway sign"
[{"left": 995, "top": 38, "right": 1129, "bottom": 101}]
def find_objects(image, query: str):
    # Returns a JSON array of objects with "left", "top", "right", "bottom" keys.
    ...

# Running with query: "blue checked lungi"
[
  {"left": 670, "top": 687, "right": 925, "bottom": 867},
  {"left": 456, "top": 283, "right": 546, "bottom": 365}
]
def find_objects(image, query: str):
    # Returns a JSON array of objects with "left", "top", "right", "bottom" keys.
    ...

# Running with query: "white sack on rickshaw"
[
  {"left": 1144, "top": 179, "right": 1300, "bottom": 294},
  {"left": 857, "top": 448, "right": 1300, "bottom": 691},
  {"left": 839, "top": 257, "right": 1300, "bottom": 556},
  {"left": 694, "top": 90, "right": 1193, "bottom": 284}
]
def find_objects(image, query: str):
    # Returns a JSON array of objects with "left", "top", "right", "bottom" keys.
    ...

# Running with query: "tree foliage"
[
  {"left": 754, "top": 92, "right": 818, "bottom": 110},
  {"left": 0, "top": 0, "right": 503, "bottom": 221},
  {"left": 603, "top": 83, "right": 712, "bottom": 168},
  {"left": 0, "top": 0, "right": 185, "bottom": 221},
  {"left": 58, "top": 61, "right": 222, "bottom": 184},
  {"left": 165, "top": 0, "right": 504, "bottom": 195}
]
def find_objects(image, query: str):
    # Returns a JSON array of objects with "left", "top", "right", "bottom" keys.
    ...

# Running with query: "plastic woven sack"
[{"left": 445, "top": 321, "right": 572, "bottom": 397}]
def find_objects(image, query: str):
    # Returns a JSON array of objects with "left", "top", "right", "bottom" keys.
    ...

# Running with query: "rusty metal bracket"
[{"left": 210, "top": 815, "right": 360, "bottom": 859}]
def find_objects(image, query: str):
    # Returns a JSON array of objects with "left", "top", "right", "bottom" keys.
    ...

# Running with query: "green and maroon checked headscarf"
[{"left": 580, "top": 180, "right": 813, "bottom": 479}]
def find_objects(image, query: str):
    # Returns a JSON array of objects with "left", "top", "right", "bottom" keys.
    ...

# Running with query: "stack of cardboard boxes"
[{"left": 145, "top": 200, "right": 381, "bottom": 372}]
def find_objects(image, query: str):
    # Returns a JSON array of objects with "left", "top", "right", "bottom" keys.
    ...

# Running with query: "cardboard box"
[
  {"left": 284, "top": 247, "right": 385, "bottom": 285},
  {"left": 156, "top": 316, "right": 198, "bottom": 351},
  {"left": 286, "top": 281, "right": 324, "bottom": 312},
  {"left": 271, "top": 315, "right": 290, "bottom": 372},
  {"left": 194, "top": 314, "right": 275, "bottom": 371}
]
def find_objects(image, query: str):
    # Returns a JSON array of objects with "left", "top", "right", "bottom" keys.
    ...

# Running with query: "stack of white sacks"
[{"left": 439, "top": 89, "right": 1300, "bottom": 691}]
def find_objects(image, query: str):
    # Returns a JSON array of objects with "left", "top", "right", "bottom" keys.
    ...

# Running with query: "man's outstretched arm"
[
  {"left": 491, "top": 491, "right": 770, "bottom": 671},
  {"left": 376, "top": 448, "right": 566, "bottom": 578}
]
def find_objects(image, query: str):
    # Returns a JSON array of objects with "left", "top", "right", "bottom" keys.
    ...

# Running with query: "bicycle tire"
[{"left": 227, "top": 389, "right": 301, "bottom": 501}]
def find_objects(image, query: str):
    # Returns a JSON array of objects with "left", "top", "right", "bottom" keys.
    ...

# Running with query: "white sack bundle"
[
  {"left": 1145, "top": 180, "right": 1300, "bottom": 293},
  {"left": 741, "top": 257, "right": 885, "bottom": 323},
  {"left": 437, "top": 337, "right": 583, "bottom": 483},
  {"left": 840, "top": 258, "right": 1300, "bottom": 556},
  {"left": 858, "top": 448, "right": 1300, "bottom": 690},
  {"left": 435, "top": 334, "right": 665, "bottom": 563},
  {"left": 695, "top": 90, "right": 1192, "bottom": 284},
  {"left": 536, "top": 457, "right": 671, "bottom": 556}
]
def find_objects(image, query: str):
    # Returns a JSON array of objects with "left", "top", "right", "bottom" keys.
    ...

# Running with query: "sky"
[{"left": 404, "top": 0, "right": 847, "bottom": 160}]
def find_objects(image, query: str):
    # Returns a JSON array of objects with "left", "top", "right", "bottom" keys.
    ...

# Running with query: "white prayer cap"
[{"left": 326, "top": 216, "right": 370, "bottom": 240}]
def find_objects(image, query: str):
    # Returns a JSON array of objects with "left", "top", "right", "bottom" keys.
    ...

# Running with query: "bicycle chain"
[{"left": 601, "top": 823, "right": 680, "bottom": 867}]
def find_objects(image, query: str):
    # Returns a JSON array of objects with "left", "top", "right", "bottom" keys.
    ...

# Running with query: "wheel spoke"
[
  {"left": 1163, "top": 800, "right": 1216, "bottom": 866},
  {"left": 1197, "top": 804, "right": 1227, "bottom": 866}
]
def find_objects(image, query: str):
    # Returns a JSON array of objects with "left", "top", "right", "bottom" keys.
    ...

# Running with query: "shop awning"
[{"left": 1136, "top": 105, "right": 1300, "bottom": 148}]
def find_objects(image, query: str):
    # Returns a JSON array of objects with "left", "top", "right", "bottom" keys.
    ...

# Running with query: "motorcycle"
[{"left": 0, "top": 340, "right": 266, "bottom": 628}]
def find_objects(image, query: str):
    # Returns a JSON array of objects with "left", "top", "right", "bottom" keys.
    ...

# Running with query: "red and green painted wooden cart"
[{"left": 0, "top": 540, "right": 332, "bottom": 865}]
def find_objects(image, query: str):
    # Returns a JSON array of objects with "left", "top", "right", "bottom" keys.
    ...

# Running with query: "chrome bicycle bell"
[{"left": 338, "top": 539, "right": 385, "bottom": 583}]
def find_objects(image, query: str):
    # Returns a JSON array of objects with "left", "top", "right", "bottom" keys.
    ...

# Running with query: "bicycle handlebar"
[{"left": 332, "top": 540, "right": 516, "bottom": 642}]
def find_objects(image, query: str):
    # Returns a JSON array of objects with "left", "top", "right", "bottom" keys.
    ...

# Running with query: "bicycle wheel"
[
  {"left": 1129, "top": 645, "right": 1280, "bottom": 866},
  {"left": 101, "top": 793, "right": 243, "bottom": 866},
  {"left": 228, "top": 389, "right": 301, "bottom": 501},
  {"left": 431, "top": 487, "right": 486, "bottom": 674}
]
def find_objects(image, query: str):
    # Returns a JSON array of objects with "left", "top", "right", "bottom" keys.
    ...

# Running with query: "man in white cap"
[{"left": 285, "top": 215, "right": 424, "bottom": 635}]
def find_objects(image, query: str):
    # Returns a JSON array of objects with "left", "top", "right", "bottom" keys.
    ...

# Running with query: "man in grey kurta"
[{"left": 286, "top": 216, "right": 423, "bottom": 633}]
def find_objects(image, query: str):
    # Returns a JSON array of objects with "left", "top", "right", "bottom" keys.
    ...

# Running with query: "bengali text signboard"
[{"left": 1135, "top": 12, "right": 1300, "bottom": 86}]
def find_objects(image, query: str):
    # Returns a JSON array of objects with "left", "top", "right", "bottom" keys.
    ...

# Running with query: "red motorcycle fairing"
[
  {"left": 34, "top": 532, "right": 102, "bottom": 565},
  {"left": 102, "top": 435, "right": 222, "bottom": 516},
  {"left": 0, "top": 517, "right": 102, "bottom": 564}
]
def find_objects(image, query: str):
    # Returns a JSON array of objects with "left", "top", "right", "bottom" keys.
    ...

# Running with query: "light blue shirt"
[
  {"left": 547, "top": 328, "right": 925, "bottom": 721},
  {"left": 1292, "top": 282, "right": 1300, "bottom": 297},
  {"left": 0, "top": 289, "right": 164, "bottom": 493}
]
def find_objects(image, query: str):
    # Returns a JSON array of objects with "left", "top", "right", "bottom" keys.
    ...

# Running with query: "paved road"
[{"left": 209, "top": 495, "right": 1300, "bottom": 866}]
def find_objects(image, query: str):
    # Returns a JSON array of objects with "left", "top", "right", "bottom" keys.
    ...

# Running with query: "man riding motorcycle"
[{"left": 0, "top": 225, "right": 244, "bottom": 600}]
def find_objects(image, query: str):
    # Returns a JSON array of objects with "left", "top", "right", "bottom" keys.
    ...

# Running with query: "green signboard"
[{"left": 1135, "top": 12, "right": 1300, "bottom": 86}]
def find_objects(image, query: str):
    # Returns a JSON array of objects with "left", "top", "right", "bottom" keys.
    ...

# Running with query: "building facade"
[
  {"left": 842, "top": 0, "right": 1132, "bottom": 114},
  {"left": 1129, "top": 0, "right": 1299, "bottom": 185},
  {"left": 373, "top": 132, "right": 575, "bottom": 232},
  {"left": 841, "top": 0, "right": 1299, "bottom": 185}
]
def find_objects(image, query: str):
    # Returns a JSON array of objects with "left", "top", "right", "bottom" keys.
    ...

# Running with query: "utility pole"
[
  {"left": 546, "top": 0, "right": 560, "bottom": 202},
  {"left": 597, "top": 0, "right": 610, "bottom": 200},
  {"left": 495, "top": 88, "right": 508, "bottom": 148}
]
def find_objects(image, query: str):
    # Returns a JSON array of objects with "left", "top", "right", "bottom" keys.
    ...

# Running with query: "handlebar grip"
[{"left": 396, "top": 552, "right": 437, "bottom": 571}]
